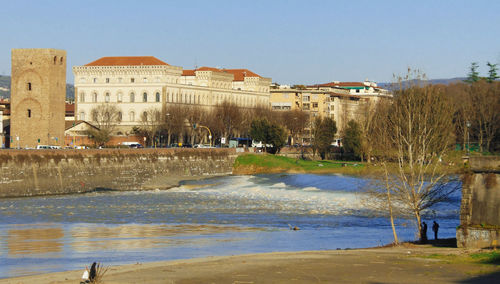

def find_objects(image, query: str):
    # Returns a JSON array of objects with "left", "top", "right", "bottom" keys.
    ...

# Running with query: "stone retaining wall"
[
  {"left": 0, "top": 148, "right": 239, "bottom": 198},
  {"left": 457, "top": 156, "right": 500, "bottom": 248}
]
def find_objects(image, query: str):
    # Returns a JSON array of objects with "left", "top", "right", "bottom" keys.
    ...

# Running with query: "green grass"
[
  {"left": 470, "top": 251, "right": 500, "bottom": 265},
  {"left": 234, "top": 154, "right": 364, "bottom": 173},
  {"left": 421, "top": 251, "right": 500, "bottom": 265}
]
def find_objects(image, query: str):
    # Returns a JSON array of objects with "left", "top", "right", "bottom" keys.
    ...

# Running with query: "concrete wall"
[
  {"left": 457, "top": 156, "right": 500, "bottom": 248},
  {"left": 0, "top": 148, "right": 239, "bottom": 198}
]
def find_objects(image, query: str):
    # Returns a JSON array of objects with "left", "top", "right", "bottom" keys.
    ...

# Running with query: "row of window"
[
  {"left": 79, "top": 110, "right": 157, "bottom": 122},
  {"left": 80, "top": 77, "right": 178, "bottom": 84},
  {"left": 79, "top": 92, "right": 161, "bottom": 103},
  {"left": 79, "top": 91, "right": 263, "bottom": 106}
]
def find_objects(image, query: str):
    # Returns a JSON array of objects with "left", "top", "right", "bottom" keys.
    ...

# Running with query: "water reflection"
[
  {"left": 69, "top": 224, "right": 262, "bottom": 252},
  {"left": 8, "top": 227, "right": 63, "bottom": 256}
]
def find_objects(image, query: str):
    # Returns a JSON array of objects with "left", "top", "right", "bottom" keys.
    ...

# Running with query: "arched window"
[
  {"left": 143, "top": 92, "right": 148, "bottom": 102},
  {"left": 117, "top": 93, "right": 123, "bottom": 102},
  {"left": 60, "top": 57, "right": 63, "bottom": 65},
  {"left": 117, "top": 112, "right": 122, "bottom": 122},
  {"left": 79, "top": 112, "right": 85, "bottom": 120},
  {"left": 155, "top": 92, "right": 160, "bottom": 102},
  {"left": 105, "top": 92, "right": 110, "bottom": 102},
  {"left": 130, "top": 111, "right": 135, "bottom": 122},
  {"left": 142, "top": 111, "right": 148, "bottom": 121},
  {"left": 130, "top": 92, "right": 135, "bottom": 102},
  {"left": 79, "top": 92, "right": 85, "bottom": 102},
  {"left": 93, "top": 93, "right": 98, "bottom": 102},
  {"left": 53, "top": 56, "right": 57, "bottom": 64}
]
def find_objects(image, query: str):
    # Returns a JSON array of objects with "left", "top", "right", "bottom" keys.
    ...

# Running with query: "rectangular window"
[
  {"left": 27, "top": 109, "right": 31, "bottom": 118},
  {"left": 27, "top": 82, "right": 32, "bottom": 91},
  {"left": 93, "top": 78, "right": 97, "bottom": 83},
  {"left": 313, "top": 102, "right": 318, "bottom": 108},
  {"left": 131, "top": 78, "right": 135, "bottom": 83},
  {"left": 106, "top": 78, "right": 110, "bottom": 83}
]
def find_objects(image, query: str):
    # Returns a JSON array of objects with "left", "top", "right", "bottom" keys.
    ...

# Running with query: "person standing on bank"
[
  {"left": 432, "top": 221, "right": 439, "bottom": 240},
  {"left": 421, "top": 222, "right": 428, "bottom": 243}
]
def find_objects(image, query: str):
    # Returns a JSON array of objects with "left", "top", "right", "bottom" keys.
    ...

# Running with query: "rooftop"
[{"left": 85, "top": 56, "right": 169, "bottom": 66}]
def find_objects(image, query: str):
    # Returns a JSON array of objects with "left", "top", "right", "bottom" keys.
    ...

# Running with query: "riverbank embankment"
[
  {"left": 0, "top": 148, "right": 240, "bottom": 198},
  {"left": 234, "top": 153, "right": 465, "bottom": 176},
  {"left": 2, "top": 244, "right": 499, "bottom": 284}
]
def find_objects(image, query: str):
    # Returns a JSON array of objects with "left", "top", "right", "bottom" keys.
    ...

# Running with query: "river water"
[{"left": 0, "top": 174, "right": 460, "bottom": 278}]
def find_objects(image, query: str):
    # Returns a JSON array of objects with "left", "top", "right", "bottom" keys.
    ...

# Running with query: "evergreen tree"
[
  {"left": 343, "top": 120, "right": 362, "bottom": 160},
  {"left": 487, "top": 62, "right": 499, "bottom": 83},
  {"left": 312, "top": 117, "right": 337, "bottom": 160},
  {"left": 464, "top": 62, "right": 480, "bottom": 83}
]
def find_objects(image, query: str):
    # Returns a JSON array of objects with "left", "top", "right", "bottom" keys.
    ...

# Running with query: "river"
[{"left": 0, "top": 174, "right": 460, "bottom": 278}]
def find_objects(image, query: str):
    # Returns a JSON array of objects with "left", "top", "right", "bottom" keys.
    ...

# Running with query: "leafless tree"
[
  {"left": 87, "top": 104, "right": 122, "bottom": 146},
  {"left": 164, "top": 104, "right": 188, "bottom": 145},
  {"left": 367, "top": 70, "right": 459, "bottom": 243},
  {"left": 282, "top": 109, "right": 309, "bottom": 145},
  {"left": 140, "top": 107, "right": 162, "bottom": 146}
]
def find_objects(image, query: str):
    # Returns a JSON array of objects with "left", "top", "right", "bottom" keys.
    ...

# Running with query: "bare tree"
[
  {"left": 385, "top": 71, "right": 457, "bottom": 239},
  {"left": 140, "top": 107, "right": 162, "bottom": 146},
  {"left": 282, "top": 109, "right": 309, "bottom": 145},
  {"left": 164, "top": 104, "right": 188, "bottom": 145},
  {"left": 469, "top": 80, "right": 500, "bottom": 152},
  {"left": 87, "top": 104, "right": 122, "bottom": 146}
]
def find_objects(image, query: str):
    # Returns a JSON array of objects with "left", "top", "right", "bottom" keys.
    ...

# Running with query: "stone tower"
[{"left": 10, "top": 49, "right": 66, "bottom": 148}]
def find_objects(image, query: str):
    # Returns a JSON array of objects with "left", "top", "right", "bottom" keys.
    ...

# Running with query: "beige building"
[
  {"left": 10, "top": 48, "right": 66, "bottom": 148},
  {"left": 270, "top": 81, "right": 391, "bottom": 141},
  {"left": 73, "top": 57, "right": 271, "bottom": 135}
]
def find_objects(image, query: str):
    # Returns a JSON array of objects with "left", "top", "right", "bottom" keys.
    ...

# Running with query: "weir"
[
  {"left": 457, "top": 156, "right": 500, "bottom": 248},
  {"left": 0, "top": 148, "right": 240, "bottom": 198}
]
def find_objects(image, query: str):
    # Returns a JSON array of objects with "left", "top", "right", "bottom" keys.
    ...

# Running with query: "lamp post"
[{"left": 466, "top": 121, "right": 471, "bottom": 156}]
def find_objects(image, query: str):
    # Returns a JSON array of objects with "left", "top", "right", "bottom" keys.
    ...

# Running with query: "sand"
[{"left": 2, "top": 244, "right": 499, "bottom": 284}]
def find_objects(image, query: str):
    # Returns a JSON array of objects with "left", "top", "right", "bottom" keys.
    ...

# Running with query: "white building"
[{"left": 73, "top": 56, "right": 271, "bottom": 134}]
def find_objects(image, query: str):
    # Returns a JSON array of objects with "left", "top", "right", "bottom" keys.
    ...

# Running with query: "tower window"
[
  {"left": 27, "top": 82, "right": 32, "bottom": 91},
  {"left": 27, "top": 109, "right": 31, "bottom": 118},
  {"left": 60, "top": 57, "right": 63, "bottom": 65},
  {"left": 54, "top": 56, "right": 57, "bottom": 64}
]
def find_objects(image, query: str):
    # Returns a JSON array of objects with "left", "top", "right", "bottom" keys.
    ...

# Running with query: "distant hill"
[
  {"left": 378, "top": 77, "right": 467, "bottom": 90},
  {"left": 0, "top": 75, "right": 74, "bottom": 101}
]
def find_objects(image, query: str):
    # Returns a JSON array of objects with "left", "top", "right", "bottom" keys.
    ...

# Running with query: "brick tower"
[{"left": 10, "top": 49, "right": 66, "bottom": 148}]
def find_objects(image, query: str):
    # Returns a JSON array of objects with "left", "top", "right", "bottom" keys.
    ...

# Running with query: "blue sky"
[{"left": 0, "top": 0, "right": 499, "bottom": 84}]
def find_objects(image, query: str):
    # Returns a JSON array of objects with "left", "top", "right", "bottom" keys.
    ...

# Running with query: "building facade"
[
  {"left": 10, "top": 48, "right": 66, "bottom": 148},
  {"left": 73, "top": 57, "right": 271, "bottom": 135},
  {"left": 270, "top": 81, "right": 391, "bottom": 140}
]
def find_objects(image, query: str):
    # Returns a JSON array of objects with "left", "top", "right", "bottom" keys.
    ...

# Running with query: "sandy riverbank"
[{"left": 2, "top": 244, "right": 499, "bottom": 284}]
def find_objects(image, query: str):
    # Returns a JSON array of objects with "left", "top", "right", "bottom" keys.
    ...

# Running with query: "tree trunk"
[{"left": 383, "top": 163, "right": 399, "bottom": 245}]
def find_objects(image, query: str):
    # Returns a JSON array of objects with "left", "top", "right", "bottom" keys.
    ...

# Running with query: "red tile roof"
[
  {"left": 182, "top": 69, "right": 196, "bottom": 76},
  {"left": 222, "top": 69, "right": 261, "bottom": 81},
  {"left": 85, "top": 56, "right": 169, "bottom": 66},
  {"left": 65, "top": 103, "right": 74, "bottom": 112},
  {"left": 309, "top": 82, "right": 367, "bottom": 88},
  {"left": 181, "top": 67, "right": 261, "bottom": 81}
]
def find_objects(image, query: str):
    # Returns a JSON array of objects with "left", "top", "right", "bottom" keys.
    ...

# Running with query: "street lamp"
[{"left": 466, "top": 121, "right": 471, "bottom": 156}]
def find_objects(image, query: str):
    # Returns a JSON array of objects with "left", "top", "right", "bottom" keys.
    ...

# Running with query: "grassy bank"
[
  {"left": 233, "top": 153, "right": 466, "bottom": 176},
  {"left": 233, "top": 154, "right": 370, "bottom": 175}
]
